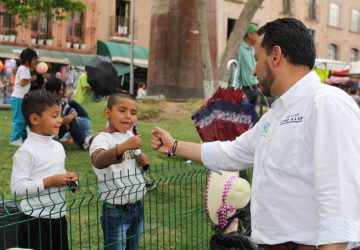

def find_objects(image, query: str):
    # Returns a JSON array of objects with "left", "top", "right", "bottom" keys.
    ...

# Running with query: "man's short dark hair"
[
  {"left": 258, "top": 18, "right": 315, "bottom": 69},
  {"left": 45, "top": 78, "right": 65, "bottom": 93},
  {"left": 22, "top": 90, "right": 61, "bottom": 127},
  {"left": 20, "top": 48, "right": 38, "bottom": 65},
  {"left": 107, "top": 91, "right": 136, "bottom": 109}
]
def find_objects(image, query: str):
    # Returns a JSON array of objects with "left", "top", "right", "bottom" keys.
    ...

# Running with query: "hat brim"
[{"left": 206, "top": 171, "right": 251, "bottom": 226}]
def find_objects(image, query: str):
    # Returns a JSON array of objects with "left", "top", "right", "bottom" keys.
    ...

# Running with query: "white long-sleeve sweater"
[{"left": 11, "top": 131, "right": 67, "bottom": 218}]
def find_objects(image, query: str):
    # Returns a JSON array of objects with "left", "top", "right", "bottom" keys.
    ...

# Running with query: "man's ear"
[
  {"left": 104, "top": 108, "right": 111, "bottom": 119},
  {"left": 29, "top": 113, "right": 40, "bottom": 126},
  {"left": 271, "top": 45, "right": 282, "bottom": 67}
]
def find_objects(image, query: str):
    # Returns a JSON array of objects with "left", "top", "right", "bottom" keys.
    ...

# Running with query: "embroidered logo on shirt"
[
  {"left": 261, "top": 122, "right": 271, "bottom": 137},
  {"left": 280, "top": 113, "right": 303, "bottom": 125},
  {"left": 122, "top": 150, "right": 136, "bottom": 161}
]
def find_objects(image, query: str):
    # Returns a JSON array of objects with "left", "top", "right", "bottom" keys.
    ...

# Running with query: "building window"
[
  {"left": 31, "top": 15, "right": 50, "bottom": 38},
  {"left": 0, "top": 3, "right": 14, "bottom": 33},
  {"left": 282, "top": 0, "right": 291, "bottom": 14},
  {"left": 329, "top": 3, "right": 340, "bottom": 27},
  {"left": 351, "top": 48, "right": 358, "bottom": 62},
  {"left": 116, "top": 0, "right": 130, "bottom": 35},
  {"left": 308, "top": 0, "right": 316, "bottom": 20},
  {"left": 351, "top": 9, "right": 360, "bottom": 32},
  {"left": 227, "top": 18, "right": 236, "bottom": 40},
  {"left": 67, "top": 12, "right": 84, "bottom": 42},
  {"left": 328, "top": 44, "right": 337, "bottom": 60}
]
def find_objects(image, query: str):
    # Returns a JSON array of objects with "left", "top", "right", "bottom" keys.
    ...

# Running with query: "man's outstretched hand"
[{"left": 151, "top": 127, "right": 174, "bottom": 154}]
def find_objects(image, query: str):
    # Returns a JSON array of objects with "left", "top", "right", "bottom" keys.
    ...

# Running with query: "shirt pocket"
[{"left": 266, "top": 124, "right": 300, "bottom": 172}]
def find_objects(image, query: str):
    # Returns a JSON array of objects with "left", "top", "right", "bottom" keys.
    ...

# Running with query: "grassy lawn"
[
  {"left": 0, "top": 99, "right": 203, "bottom": 193},
  {"left": 0, "top": 99, "right": 213, "bottom": 249}
]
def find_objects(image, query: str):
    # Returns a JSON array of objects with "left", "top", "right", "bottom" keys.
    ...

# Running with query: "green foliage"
[{"left": 2, "top": 0, "right": 86, "bottom": 25}]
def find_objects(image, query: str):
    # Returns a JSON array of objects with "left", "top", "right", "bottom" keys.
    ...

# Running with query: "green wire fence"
[{"left": 0, "top": 161, "right": 212, "bottom": 250}]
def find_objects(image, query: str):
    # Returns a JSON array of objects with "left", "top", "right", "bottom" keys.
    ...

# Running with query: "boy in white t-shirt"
[
  {"left": 10, "top": 48, "right": 38, "bottom": 146},
  {"left": 11, "top": 90, "right": 78, "bottom": 250},
  {"left": 89, "top": 91, "right": 148, "bottom": 250}
]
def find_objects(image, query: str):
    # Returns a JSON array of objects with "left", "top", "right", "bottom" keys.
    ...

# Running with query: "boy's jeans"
[{"left": 101, "top": 201, "right": 144, "bottom": 250}]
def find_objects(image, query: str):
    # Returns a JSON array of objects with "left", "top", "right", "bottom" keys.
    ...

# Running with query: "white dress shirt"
[
  {"left": 11, "top": 131, "right": 67, "bottom": 218},
  {"left": 201, "top": 72, "right": 360, "bottom": 246}
]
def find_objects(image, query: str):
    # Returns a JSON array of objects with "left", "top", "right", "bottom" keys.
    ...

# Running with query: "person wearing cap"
[
  {"left": 235, "top": 23, "right": 259, "bottom": 105},
  {"left": 152, "top": 18, "right": 360, "bottom": 250}
]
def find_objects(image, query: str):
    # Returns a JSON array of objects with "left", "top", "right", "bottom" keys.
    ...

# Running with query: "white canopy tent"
[
  {"left": 314, "top": 58, "right": 350, "bottom": 71},
  {"left": 349, "top": 61, "right": 360, "bottom": 75}
]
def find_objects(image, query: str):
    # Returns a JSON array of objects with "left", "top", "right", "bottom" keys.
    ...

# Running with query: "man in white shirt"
[{"left": 151, "top": 18, "right": 360, "bottom": 250}]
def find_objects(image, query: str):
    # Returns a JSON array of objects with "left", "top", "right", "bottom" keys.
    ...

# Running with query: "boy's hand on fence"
[
  {"left": 151, "top": 127, "right": 174, "bottom": 154},
  {"left": 137, "top": 153, "right": 149, "bottom": 167},
  {"left": 44, "top": 172, "right": 78, "bottom": 188},
  {"left": 67, "top": 172, "right": 78, "bottom": 183}
]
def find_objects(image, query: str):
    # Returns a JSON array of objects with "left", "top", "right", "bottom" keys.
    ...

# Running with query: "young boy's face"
[
  {"left": 30, "top": 104, "right": 63, "bottom": 136},
  {"left": 105, "top": 98, "right": 137, "bottom": 133}
]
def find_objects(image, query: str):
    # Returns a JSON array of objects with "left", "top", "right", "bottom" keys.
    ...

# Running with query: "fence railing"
[{"left": 0, "top": 161, "right": 212, "bottom": 250}]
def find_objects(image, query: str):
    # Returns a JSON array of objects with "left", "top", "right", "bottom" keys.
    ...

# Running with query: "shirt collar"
[
  {"left": 272, "top": 71, "right": 320, "bottom": 111},
  {"left": 27, "top": 130, "right": 54, "bottom": 142},
  {"left": 241, "top": 40, "right": 251, "bottom": 50}
]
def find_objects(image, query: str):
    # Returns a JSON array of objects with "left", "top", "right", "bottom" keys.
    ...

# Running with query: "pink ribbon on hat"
[{"left": 217, "top": 175, "right": 237, "bottom": 229}]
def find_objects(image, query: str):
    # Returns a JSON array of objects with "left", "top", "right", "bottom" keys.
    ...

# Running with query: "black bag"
[
  {"left": 209, "top": 215, "right": 259, "bottom": 250},
  {"left": 210, "top": 232, "right": 259, "bottom": 250}
]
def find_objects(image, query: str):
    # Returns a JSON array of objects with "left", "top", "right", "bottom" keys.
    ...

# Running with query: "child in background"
[
  {"left": 136, "top": 82, "right": 147, "bottom": 98},
  {"left": 10, "top": 48, "right": 38, "bottom": 146},
  {"left": 45, "top": 78, "right": 92, "bottom": 150},
  {"left": 11, "top": 90, "right": 78, "bottom": 250},
  {"left": 89, "top": 91, "right": 149, "bottom": 250}
]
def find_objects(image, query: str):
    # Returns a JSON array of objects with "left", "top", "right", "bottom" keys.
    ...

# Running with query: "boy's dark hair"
[
  {"left": 20, "top": 48, "right": 38, "bottom": 65},
  {"left": 45, "top": 78, "right": 65, "bottom": 93},
  {"left": 107, "top": 91, "right": 136, "bottom": 109},
  {"left": 257, "top": 18, "right": 315, "bottom": 70},
  {"left": 22, "top": 90, "right": 61, "bottom": 127}
]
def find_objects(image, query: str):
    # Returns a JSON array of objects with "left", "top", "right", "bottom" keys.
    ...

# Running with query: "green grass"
[
  {"left": 0, "top": 99, "right": 212, "bottom": 249},
  {"left": 0, "top": 99, "right": 204, "bottom": 194}
]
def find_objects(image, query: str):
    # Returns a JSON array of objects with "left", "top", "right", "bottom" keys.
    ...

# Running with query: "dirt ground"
[
  {"left": 158, "top": 101, "right": 191, "bottom": 120},
  {"left": 142, "top": 100, "right": 199, "bottom": 122}
]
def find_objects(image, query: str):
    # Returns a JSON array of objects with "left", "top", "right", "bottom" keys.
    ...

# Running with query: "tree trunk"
[
  {"left": 215, "top": 0, "right": 264, "bottom": 88},
  {"left": 196, "top": 0, "right": 214, "bottom": 99}
]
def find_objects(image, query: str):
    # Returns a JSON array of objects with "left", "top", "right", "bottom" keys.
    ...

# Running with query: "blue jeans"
[
  {"left": 10, "top": 96, "right": 27, "bottom": 142},
  {"left": 101, "top": 201, "right": 144, "bottom": 250},
  {"left": 61, "top": 117, "right": 91, "bottom": 141},
  {"left": 75, "top": 117, "right": 91, "bottom": 137}
]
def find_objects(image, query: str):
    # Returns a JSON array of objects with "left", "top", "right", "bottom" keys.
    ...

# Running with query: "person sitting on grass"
[
  {"left": 45, "top": 78, "right": 91, "bottom": 150},
  {"left": 11, "top": 89, "right": 78, "bottom": 250},
  {"left": 89, "top": 91, "right": 149, "bottom": 250}
]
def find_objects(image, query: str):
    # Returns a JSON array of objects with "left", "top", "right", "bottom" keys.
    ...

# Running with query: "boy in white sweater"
[{"left": 11, "top": 89, "right": 77, "bottom": 250}]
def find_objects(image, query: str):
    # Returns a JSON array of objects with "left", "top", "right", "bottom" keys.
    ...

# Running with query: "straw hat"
[{"left": 205, "top": 171, "right": 251, "bottom": 229}]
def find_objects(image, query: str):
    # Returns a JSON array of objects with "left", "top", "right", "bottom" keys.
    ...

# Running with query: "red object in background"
[
  {"left": 331, "top": 69, "right": 350, "bottom": 76},
  {"left": 191, "top": 87, "right": 259, "bottom": 142}
]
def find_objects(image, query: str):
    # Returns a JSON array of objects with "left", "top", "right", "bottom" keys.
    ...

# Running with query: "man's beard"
[{"left": 259, "top": 61, "right": 274, "bottom": 97}]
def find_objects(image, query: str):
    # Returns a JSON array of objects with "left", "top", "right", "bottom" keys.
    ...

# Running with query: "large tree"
[
  {"left": 197, "top": 0, "right": 265, "bottom": 99},
  {"left": 2, "top": 0, "right": 85, "bottom": 25}
]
